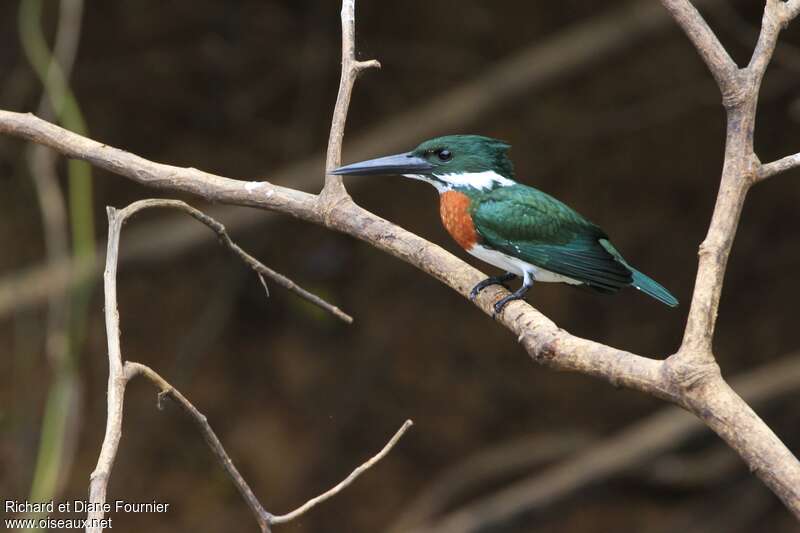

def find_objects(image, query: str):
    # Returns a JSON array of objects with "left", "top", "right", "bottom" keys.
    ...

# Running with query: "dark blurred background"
[{"left": 1, "top": 1, "right": 800, "bottom": 532}]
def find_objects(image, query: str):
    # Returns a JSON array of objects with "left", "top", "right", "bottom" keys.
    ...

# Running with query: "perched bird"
[{"left": 332, "top": 135, "right": 678, "bottom": 315}]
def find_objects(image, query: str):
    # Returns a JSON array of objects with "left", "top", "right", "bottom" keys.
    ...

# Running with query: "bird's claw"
[
  {"left": 469, "top": 273, "right": 517, "bottom": 303},
  {"left": 491, "top": 297, "right": 513, "bottom": 319},
  {"left": 470, "top": 283, "right": 510, "bottom": 302}
]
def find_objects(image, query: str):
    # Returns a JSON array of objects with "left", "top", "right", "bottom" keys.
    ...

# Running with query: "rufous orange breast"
[{"left": 439, "top": 191, "right": 479, "bottom": 250}]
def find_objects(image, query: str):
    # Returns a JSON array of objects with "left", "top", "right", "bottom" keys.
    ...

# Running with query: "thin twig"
[
  {"left": 2, "top": 0, "right": 799, "bottom": 523},
  {"left": 124, "top": 361, "right": 414, "bottom": 531},
  {"left": 711, "top": 2, "right": 800, "bottom": 74},
  {"left": 0, "top": 0, "right": 736, "bottom": 319},
  {"left": 85, "top": 5, "right": 401, "bottom": 530},
  {"left": 757, "top": 151, "right": 800, "bottom": 181},
  {"left": 88, "top": 200, "right": 408, "bottom": 532},
  {"left": 0, "top": 50, "right": 790, "bottom": 521},
  {"left": 122, "top": 362, "right": 273, "bottom": 532},
  {"left": 86, "top": 206, "right": 129, "bottom": 533},
  {"left": 128, "top": 359, "right": 412, "bottom": 530},
  {"left": 322, "top": 0, "right": 380, "bottom": 201},
  {"left": 748, "top": 0, "right": 785, "bottom": 84},
  {"left": 270, "top": 420, "right": 413, "bottom": 525},
  {"left": 125, "top": 363, "right": 413, "bottom": 531},
  {"left": 113, "top": 199, "right": 352, "bottom": 323}
]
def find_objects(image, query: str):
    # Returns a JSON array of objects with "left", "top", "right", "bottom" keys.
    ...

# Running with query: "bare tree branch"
[
  {"left": 270, "top": 420, "right": 413, "bottom": 525},
  {"left": 322, "top": 0, "right": 379, "bottom": 200},
  {"left": 121, "top": 361, "right": 273, "bottom": 532},
  {"left": 401, "top": 351, "right": 800, "bottom": 532},
  {"left": 653, "top": 0, "right": 800, "bottom": 519},
  {"left": 0, "top": 108, "right": 674, "bottom": 396},
  {"left": 0, "top": 0, "right": 736, "bottom": 320},
  {"left": 110, "top": 199, "right": 353, "bottom": 323},
  {"left": 84, "top": 5, "right": 403, "bottom": 530},
  {"left": 657, "top": 0, "right": 741, "bottom": 102},
  {"left": 0, "top": 35, "right": 797, "bottom": 520},
  {"left": 708, "top": 2, "right": 800, "bottom": 73},
  {"left": 748, "top": 0, "right": 788, "bottom": 83},
  {"left": 87, "top": 200, "right": 407, "bottom": 532},
  {"left": 674, "top": 1, "right": 799, "bottom": 360},
  {"left": 0, "top": 0, "right": 799, "bottom": 524},
  {"left": 757, "top": 151, "right": 800, "bottom": 181},
  {"left": 123, "top": 362, "right": 412, "bottom": 532},
  {"left": 86, "top": 206, "right": 130, "bottom": 533}
]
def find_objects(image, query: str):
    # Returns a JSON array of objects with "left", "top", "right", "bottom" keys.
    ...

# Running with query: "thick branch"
[
  {"left": 0, "top": 0, "right": 737, "bottom": 319},
  {"left": 5, "top": 106, "right": 800, "bottom": 515},
  {"left": 84, "top": 6, "right": 402, "bottom": 531},
  {"left": 405, "top": 352, "right": 800, "bottom": 532},
  {"left": 651, "top": 0, "right": 800, "bottom": 515},
  {"left": 0, "top": 109, "right": 671, "bottom": 398},
  {"left": 674, "top": 0, "right": 799, "bottom": 356},
  {"left": 4, "top": 0, "right": 800, "bottom": 522}
]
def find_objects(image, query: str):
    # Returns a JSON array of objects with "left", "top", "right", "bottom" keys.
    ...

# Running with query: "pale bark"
[{"left": 2, "top": 0, "right": 800, "bottom": 524}]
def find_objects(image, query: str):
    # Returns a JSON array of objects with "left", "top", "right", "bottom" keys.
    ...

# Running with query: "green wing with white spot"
[{"left": 470, "top": 184, "right": 633, "bottom": 292}]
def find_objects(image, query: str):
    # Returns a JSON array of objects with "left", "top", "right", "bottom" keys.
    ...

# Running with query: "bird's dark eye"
[{"left": 437, "top": 149, "right": 452, "bottom": 162}]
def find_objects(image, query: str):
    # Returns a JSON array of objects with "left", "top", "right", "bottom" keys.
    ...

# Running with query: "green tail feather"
[
  {"left": 630, "top": 269, "right": 678, "bottom": 307},
  {"left": 597, "top": 239, "right": 678, "bottom": 307}
]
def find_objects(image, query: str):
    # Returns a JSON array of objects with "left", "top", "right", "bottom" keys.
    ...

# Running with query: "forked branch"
[
  {"left": 86, "top": 199, "right": 409, "bottom": 532},
  {"left": 1, "top": 0, "right": 799, "bottom": 526},
  {"left": 669, "top": 0, "right": 799, "bottom": 357},
  {"left": 758, "top": 151, "right": 800, "bottom": 180},
  {"left": 322, "top": 0, "right": 380, "bottom": 200},
  {"left": 125, "top": 364, "right": 411, "bottom": 533},
  {"left": 116, "top": 199, "right": 352, "bottom": 323},
  {"left": 657, "top": 0, "right": 741, "bottom": 101}
]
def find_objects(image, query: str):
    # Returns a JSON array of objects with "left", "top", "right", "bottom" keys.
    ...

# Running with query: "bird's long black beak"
[{"left": 331, "top": 152, "right": 433, "bottom": 176}]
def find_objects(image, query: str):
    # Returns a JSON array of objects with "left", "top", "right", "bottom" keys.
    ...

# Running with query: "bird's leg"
[
  {"left": 469, "top": 272, "right": 517, "bottom": 302},
  {"left": 493, "top": 272, "right": 534, "bottom": 318}
]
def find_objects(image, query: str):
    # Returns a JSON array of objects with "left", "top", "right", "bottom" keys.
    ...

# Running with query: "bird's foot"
[
  {"left": 491, "top": 276, "right": 535, "bottom": 319},
  {"left": 469, "top": 273, "right": 517, "bottom": 302},
  {"left": 492, "top": 293, "right": 524, "bottom": 319}
]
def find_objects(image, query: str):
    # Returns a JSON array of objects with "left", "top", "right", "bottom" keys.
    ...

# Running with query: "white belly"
[{"left": 467, "top": 244, "right": 582, "bottom": 285}]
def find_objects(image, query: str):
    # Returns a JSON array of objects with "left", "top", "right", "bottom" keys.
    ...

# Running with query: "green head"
[{"left": 332, "top": 134, "right": 516, "bottom": 192}]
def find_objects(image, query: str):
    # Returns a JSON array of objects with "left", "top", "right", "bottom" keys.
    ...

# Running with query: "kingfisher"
[{"left": 332, "top": 135, "right": 678, "bottom": 315}]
